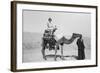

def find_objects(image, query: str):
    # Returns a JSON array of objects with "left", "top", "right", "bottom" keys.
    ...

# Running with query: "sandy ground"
[
  {"left": 22, "top": 43, "right": 91, "bottom": 63},
  {"left": 22, "top": 32, "right": 91, "bottom": 63}
]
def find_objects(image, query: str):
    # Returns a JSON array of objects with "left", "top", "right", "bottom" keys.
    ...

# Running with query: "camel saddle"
[{"left": 43, "top": 29, "right": 54, "bottom": 39}]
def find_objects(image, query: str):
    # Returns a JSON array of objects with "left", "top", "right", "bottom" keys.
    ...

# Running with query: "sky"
[{"left": 23, "top": 10, "right": 91, "bottom": 37}]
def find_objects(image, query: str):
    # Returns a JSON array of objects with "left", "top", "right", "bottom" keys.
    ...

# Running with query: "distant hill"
[
  {"left": 22, "top": 32, "right": 43, "bottom": 49},
  {"left": 22, "top": 32, "right": 91, "bottom": 50},
  {"left": 23, "top": 32, "right": 42, "bottom": 42}
]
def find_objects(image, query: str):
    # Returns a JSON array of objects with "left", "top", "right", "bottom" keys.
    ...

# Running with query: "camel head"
[{"left": 72, "top": 33, "right": 82, "bottom": 38}]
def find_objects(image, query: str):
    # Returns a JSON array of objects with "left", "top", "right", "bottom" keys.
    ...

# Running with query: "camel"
[
  {"left": 41, "top": 28, "right": 82, "bottom": 60},
  {"left": 54, "top": 33, "right": 82, "bottom": 60}
]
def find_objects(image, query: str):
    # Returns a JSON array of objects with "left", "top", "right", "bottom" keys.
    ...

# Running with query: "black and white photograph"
[
  {"left": 11, "top": 1, "right": 97, "bottom": 71},
  {"left": 22, "top": 10, "right": 91, "bottom": 62}
]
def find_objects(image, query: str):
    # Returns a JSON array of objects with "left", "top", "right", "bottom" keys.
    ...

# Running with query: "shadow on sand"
[{"left": 45, "top": 54, "right": 79, "bottom": 60}]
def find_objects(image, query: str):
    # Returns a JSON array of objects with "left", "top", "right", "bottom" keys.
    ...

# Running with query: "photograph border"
[{"left": 11, "top": 1, "right": 98, "bottom": 72}]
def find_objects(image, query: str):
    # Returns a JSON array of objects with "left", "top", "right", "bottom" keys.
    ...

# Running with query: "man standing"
[{"left": 76, "top": 36, "right": 85, "bottom": 60}]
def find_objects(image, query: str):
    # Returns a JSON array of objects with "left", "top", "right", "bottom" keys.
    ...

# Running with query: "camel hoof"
[
  {"left": 54, "top": 56, "right": 57, "bottom": 61},
  {"left": 61, "top": 57, "right": 65, "bottom": 60},
  {"left": 44, "top": 58, "right": 47, "bottom": 60},
  {"left": 62, "top": 58, "right": 65, "bottom": 60},
  {"left": 54, "top": 58, "right": 57, "bottom": 61},
  {"left": 43, "top": 56, "right": 47, "bottom": 60}
]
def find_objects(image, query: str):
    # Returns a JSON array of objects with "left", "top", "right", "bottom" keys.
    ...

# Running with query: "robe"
[{"left": 77, "top": 39, "right": 85, "bottom": 60}]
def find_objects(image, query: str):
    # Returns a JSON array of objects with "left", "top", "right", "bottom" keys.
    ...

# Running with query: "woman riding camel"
[
  {"left": 45, "top": 17, "right": 63, "bottom": 41},
  {"left": 46, "top": 18, "right": 57, "bottom": 35}
]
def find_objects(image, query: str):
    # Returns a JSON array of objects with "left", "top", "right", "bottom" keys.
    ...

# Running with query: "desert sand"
[{"left": 22, "top": 32, "right": 91, "bottom": 63}]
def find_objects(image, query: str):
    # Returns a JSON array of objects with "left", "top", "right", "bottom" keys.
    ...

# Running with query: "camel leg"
[
  {"left": 54, "top": 46, "right": 57, "bottom": 61},
  {"left": 41, "top": 47, "right": 47, "bottom": 60},
  {"left": 61, "top": 45, "right": 64, "bottom": 60}
]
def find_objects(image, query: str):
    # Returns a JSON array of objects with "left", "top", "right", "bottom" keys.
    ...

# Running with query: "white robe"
[{"left": 46, "top": 22, "right": 64, "bottom": 40}]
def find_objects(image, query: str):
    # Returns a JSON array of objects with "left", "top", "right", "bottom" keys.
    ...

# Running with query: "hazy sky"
[{"left": 23, "top": 10, "right": 91, "bottom": 37}]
